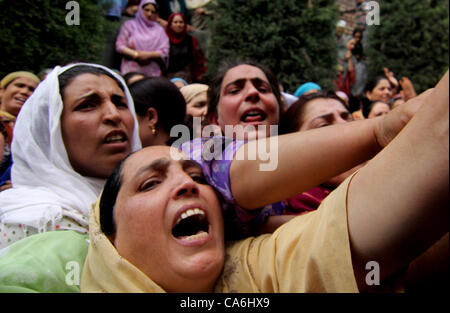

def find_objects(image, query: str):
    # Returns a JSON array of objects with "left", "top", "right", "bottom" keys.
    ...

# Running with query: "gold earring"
[{"left": 151, "top": 126, "right": 156, "bottom": 135}]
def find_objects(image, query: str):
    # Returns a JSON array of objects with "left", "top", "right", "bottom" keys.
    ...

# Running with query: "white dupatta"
[{"left": 0, "top": 63, "right": 141, "bottom": 233}]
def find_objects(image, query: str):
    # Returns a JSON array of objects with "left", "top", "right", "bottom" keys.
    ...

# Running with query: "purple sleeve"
[
  {"left": 180, "top": 137, "right": 245, "bottom": 203},
  {"left": 179, "top": 137, "right": 286, "bottom": 238},
  {"left": 116, "top": 21, "right": 132, "bottom": 53}
]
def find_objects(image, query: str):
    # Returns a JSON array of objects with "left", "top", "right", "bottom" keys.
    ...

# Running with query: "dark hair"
[
  {"left": 129, "top": 77, "right": 186, "bottom": 134},
  {"left": 58, "top": 65, "right": 124, "bottom": 100},
  {"left": 122, "top": 72, "right": 146, "bottom": 86},
  {"left": 362, "top": 100, "right": 390, "bottom": 118},
  {"left": 279, "top": 90, "right": 348, "bottom": 135},
  {"left": 206, "top": 58, "right": 284, "bottom": 123},
  {"left": 352, "top": 27, "right": 364, "bottom": 38},
  {"left": 351, "top": 40, "right": 363, "bottom": 58},
  {"left": 99, "top": 153, "right": 134, "bottom": 235},
  {"left": 143, "top": 1, "right": 159, "bottom": 12},
  {"left": 363, "top": 75, "right": 390, "bottom": 94}
]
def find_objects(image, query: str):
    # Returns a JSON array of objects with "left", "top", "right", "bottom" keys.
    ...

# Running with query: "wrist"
[{"left": 133, "top": 50, "right": 139, "bottom": 59}]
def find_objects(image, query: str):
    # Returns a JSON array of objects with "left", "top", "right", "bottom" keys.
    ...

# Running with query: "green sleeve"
[{"left": 0, "top": 230, "right": 89, "bottom": 293}]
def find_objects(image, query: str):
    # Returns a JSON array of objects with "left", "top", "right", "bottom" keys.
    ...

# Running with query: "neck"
[{"left": 152, "top": 130, "right": 170, "bottom": 146}]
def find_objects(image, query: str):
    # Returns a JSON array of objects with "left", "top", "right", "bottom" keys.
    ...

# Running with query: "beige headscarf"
[
  {"left": 180, "top": 83, "right": 208, "bottom": 104},
  {"left": 1, "top": 71, "right": 40, "bottom": 89},
  {"left": 81, "top": 192, "right": 165, "bottom": 293}
]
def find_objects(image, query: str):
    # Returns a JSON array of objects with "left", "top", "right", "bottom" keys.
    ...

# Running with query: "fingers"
[
  {"left": 397, "top": 88, "right": 434, "bottom": 122},
  {"left": 375, "top": 88, "right": 434, "bottom": 148}
]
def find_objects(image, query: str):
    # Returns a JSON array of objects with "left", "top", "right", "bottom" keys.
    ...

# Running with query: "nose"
[
  {"left": 173, "top": 174, "right": 200, "bottom": 200},
  {"left": 244, "top": 82, "right": 260, "bottom": 103},
  {"left": 102, "top": 101, "right": 122, "bottom": 125}
]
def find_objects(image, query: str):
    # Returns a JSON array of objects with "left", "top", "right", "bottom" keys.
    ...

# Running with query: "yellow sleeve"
[{"left": 215, "top": 173, "right": 359, "bottom": 293}]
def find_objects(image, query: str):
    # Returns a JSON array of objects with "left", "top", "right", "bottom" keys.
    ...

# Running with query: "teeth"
[
  {"left": 178, "top": 231, "right": 208, "bottom": 241},
  {"left": 245, "top": 110, "right": 262, "bottom": 116},
  {"left": 176, "top": 208, "right": 205, "bottom": 225},
  {"left": 106, "top": 134, "right": 124, "bottom": 143}
]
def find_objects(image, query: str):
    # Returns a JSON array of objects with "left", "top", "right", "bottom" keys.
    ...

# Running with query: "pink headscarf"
[{"left": 131, "top": 0, "right": 169, "bottom": 53}]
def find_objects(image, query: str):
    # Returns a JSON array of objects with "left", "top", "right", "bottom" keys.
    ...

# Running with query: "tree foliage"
[
  {"left": 0, "top": 0, "right": 117, "bottom": 78},
  {"left": 367, "top": 0, "right": 449, "bottom": 92},
  {"left": 207, "top": 0, "right": 339, "bottom": 93}
]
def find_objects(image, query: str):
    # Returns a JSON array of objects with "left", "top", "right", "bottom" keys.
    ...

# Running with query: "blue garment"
[
  {"left": 294, "top": 82, "right": 322, "bottom": 98},
  {"left": 103, "top": 0, "right": 128, "bottom": 18},
  {"left": 0, "top": 154, "right": 12, "bottom": 186}
]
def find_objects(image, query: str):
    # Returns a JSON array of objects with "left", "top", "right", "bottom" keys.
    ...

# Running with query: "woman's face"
[
  {"left": 142, "top": 3, "right": 157, "bottom": 21},
  {"left": 366, "top": 78, "right": 392, "bottom": 103},
  {"left": 170, "top": 15, "right": 185, "bottom": 34},
  {"left": 298, "top": 98, "right": 353, "bottom": 132},
  {"left": 214, "top": 64, "right": 280, "bottom": 140},
  {"left": 60, "top": 73, "right": 135, "bottom": 179},
  {"left": 112, "top": 146, "right": 225, "bottom": 292},
  {"left": 186, "top": 91, "right": 207, "bottom": 118},
  {"left": 1, "top": 77, "right": 38, "bottom": 116},
  {"left": 298, "top": 97, "right": 360, "bottom": 187},
  {"left": 368, "top": 101, "right": 390, "bottom": 119}
]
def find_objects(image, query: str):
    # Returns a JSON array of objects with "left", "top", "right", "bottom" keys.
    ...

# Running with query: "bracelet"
[{"left": 134, "top": 51, "right": 139, "bottom": 59}]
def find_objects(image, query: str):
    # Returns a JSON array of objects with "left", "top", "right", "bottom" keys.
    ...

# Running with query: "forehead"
[
  {"left": 172, "top": 15, "right": 184, "bottom": 22},
  {"left": 221, "top": 65, "right": 268, "bottom": 87},
  {"left": 64, "top": 73, "right": 123, "bottom": 95},
  {"left": 372, "top": 101, "right": 390, "bottom": 110},
  {"left": 121, "top": 146, "right": 186, "bottom": 180},
  {"left": 375, "top": 78, "right": 390, "bottom": 88},
  {"left": 303, "top": 98, "right": 348, "bottom": 119},
  {"left": 143, "top": 3, "right": 156, "bottom": 10},
  {"left": 9, "top": 77, "right": 39, "bottom": 88}
]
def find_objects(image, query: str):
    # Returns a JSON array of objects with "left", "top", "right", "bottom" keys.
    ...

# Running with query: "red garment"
[
  {"left": 165, "top": 12, "right": 206, "bottom": 81},
  {"left": 284, "top": 185, "right": 332, "bottom": 215},
  {"left": 191, "top": 35, "right": 207, "bottom": 81},
  {"left": 334, "top": 68, "right": 356, "bottom": 96},
  {"left": 166, "top": 12, "right": 187, "bottom": 44}
]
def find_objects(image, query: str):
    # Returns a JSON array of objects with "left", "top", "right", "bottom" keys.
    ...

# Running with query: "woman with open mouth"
[
  {"left": 0, "top": 71, "right": 40, "bottom": 129},
  {"left": 82, "top": 70, "right": 449, "bottom": 291},
  {"left": 0, "top": 63, "right": 141, "bottom": 249}
]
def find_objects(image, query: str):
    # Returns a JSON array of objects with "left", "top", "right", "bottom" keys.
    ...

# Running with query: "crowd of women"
[{"left": 0, "top": 0, "right": 447, "bottom": 294}]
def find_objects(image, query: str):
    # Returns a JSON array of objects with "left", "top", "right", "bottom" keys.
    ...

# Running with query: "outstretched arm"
[
  {"left": 347, "top": 71, "right": 449, "bottom": 291},
  {"left": 230, "top": 90, "right": 424, "bottom": 210}
]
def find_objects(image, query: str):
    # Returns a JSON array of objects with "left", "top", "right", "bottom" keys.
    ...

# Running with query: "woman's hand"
[
  {"left": 0, "top": 181, "right": 12, "bottom": 192},
  {"left": 383, "top": 67, "right": 399, "bottom": 89},
  {"left": 374, "top": 88, "right": 432, "bottom": 149},
  {"left": 399, "top": 76, "right": 417, "bottom": 101},
  {"left": 135, "top": 51, "right": 162, "bottom": 64}
]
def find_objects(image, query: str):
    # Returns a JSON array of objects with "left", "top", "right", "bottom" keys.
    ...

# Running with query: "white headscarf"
[{"left": 0, "top": 63, "right": 142, "bottom": 233}]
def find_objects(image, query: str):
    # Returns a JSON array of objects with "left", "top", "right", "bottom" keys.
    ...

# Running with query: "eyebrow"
[
  {"left": 309, "top": 111, "right": 351, "bottom": 124},
  {"left": 223, "top": 77, "right": 270, "bottom": 91},
  {"left": 74, "top": 91, "right": 126, "bottom": 105},
  {"left": 134, "top": 158, "right": 202, "bottom": 179},
  {"left": 135, "top": 158, "right": 170, "bottom": 178},
  {"left": 73, "top": 91, "right": 101, "bottom": 104},
  {"left": 181, "top": 159, "right": 202, "bottom": 171}
]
